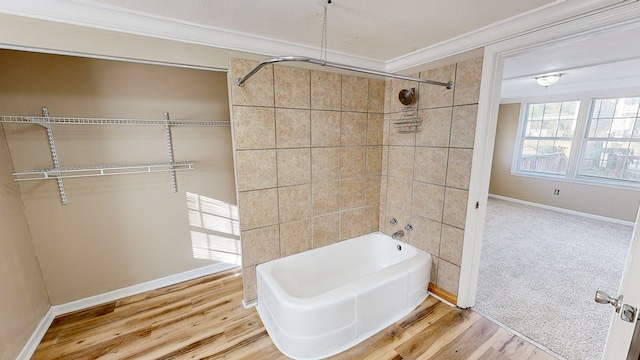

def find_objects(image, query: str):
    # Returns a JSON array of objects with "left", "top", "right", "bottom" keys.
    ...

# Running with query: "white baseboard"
[
  {"left": 16, "top": 308, "right": 55, "bottom": 360},
  {"left": 488, "top": 194, "right": 635, "bottom": 227},
  {"left": 17, "top": 262, "right": 239, "bottom": 360}
]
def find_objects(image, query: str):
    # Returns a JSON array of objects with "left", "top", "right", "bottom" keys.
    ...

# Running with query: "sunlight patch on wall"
[{"left": 187, "top": 192, "right": 241, "bottom": 265}]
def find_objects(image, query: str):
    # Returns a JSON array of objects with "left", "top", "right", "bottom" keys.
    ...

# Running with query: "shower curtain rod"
[{"left": 235, "top": 55, "right": 454, "bottom": 89}]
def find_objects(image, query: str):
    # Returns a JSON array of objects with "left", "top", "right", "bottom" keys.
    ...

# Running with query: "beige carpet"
[{"left": 475, "top": 197, "right": 633, "bottom": 360}]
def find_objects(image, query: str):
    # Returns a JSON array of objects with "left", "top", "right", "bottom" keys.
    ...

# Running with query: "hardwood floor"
[{"left": 33, "top": 268, "right": 558, "bottom": 359}]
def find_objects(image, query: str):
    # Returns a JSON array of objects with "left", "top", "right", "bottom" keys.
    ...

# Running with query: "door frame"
[{"left": 457, "top": 1, "right": 640, "bottom": 308}]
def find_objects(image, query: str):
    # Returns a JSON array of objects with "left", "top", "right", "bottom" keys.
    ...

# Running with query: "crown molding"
[
  {"left": 0, "top": 0, "right": 635, "bottom": 74},
  {"left": 384, "top": 0, "right": 633, "bottom": 73},
  {"left": 0, "top": 0, "right": 386, "bottom": 71}
]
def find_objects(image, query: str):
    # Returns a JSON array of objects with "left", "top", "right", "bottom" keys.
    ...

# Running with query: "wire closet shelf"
[{"left": 0, "top": 109, "right": 230, "bottom": 204}]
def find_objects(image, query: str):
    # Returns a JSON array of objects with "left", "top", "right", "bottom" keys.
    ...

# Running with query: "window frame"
[
  {"left": 511, "top": 93, "right": 640, "bottom": 190},
  {"left": 512, "top": 99, "right": 581, "bottom": 178}
]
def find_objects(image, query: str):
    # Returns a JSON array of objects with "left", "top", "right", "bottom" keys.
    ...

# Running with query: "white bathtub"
[{"left": 255, "top": 231, "right": 432, "bottom": 359}]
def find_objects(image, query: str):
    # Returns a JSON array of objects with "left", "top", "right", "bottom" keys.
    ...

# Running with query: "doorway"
[{"left": 469, "top": 20, "right": 640, "bottom": 360}]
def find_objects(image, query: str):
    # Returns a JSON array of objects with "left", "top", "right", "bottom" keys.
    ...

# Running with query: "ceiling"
[
  {"left": 0, "top": 0, "right": 632, "bottom": 72},
  {"left": 500, "top": 20, "right": 640, "bottom": 102},
  {"left": 0, "top": 0, "right": 638, "bottom": 100}
]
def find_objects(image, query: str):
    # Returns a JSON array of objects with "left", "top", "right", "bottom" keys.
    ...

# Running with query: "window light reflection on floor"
[{"left": 186, "top": 192, "right": 241, "bottom": 265}]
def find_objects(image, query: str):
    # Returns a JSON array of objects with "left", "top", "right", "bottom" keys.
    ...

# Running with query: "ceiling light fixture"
[{"left": 535, "top": 73, "right": 562, "bottom": 87}]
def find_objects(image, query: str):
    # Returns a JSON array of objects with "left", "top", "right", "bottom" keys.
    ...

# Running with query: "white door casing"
[
  {"left": 602, "top": 205, "right": 640, "bottom": 359},
  {"left": 458, "top": 1, "right": 640, "bottom": 358}
]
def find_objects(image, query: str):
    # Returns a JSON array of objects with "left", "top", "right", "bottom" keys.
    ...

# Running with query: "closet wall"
[
  {"left": 0, "top": 123, "right": 49, "bottom": 360},
  {"left": 0, "top": 50, "right": 235, "bottom": 305}
]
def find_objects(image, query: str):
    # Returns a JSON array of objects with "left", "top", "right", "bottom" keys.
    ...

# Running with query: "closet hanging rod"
[
  {"left": 235, "top": 55, "right": 454, "bottom": 89},
  {"left": 0, "top": 115, "right": 230, "bottom": 127}
]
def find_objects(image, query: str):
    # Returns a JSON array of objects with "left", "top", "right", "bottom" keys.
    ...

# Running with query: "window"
[
  {"left": 578, "top": 97, "right": 640, "bottom": 183},
  {"left": 516, "top": 101, "right": 580, "bottom": 175}
]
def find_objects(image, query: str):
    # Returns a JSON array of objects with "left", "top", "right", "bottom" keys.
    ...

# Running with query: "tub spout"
[{"left": 392, "top": 230, "right": 404, "bottom": 240}]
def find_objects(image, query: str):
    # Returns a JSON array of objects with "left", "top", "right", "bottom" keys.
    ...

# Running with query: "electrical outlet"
[{"left": 554, "top": 189, "right": 560, "bottom": 195}]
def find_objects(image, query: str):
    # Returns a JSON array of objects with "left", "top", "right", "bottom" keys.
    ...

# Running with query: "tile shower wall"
[
  {"left": 381, "top": 57, "right": 483, "bottom": 297},
  {"left": 229, "top": 58, "right": 385, "bottom": 302}
]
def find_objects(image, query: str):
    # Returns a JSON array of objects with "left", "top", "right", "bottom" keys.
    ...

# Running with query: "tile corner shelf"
[{"left": 1, "top": 107, "right": 230, "bottom": 205}]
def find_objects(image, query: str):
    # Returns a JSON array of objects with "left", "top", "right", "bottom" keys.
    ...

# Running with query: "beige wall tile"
[
  {"left": 342, "top": 75, "right": 368, "bottom": 112},
  {"left": 364, "top": 205, "right": 380, "bottom": 233},
  {"left": 367, "top": 113, "right": 384, "bottom": 145},
  {"left": 235, "top": 150, "right": 277, "bottom": 191},
  {"left": 341, "top": 112, "right": 367, "bottom": 146},
  {"left": 312, "top": 147, "right": 341, "bottom": 182},
  {"left": 311, "top": 70, "right": 341, "bottom": 111},
  {"left": 278, "top": 184, "right": 311, "bottom": 223},
  {"left": 274, "top": 65, "right": 310, "bottom": 109},
  {"left": 277, "top": 148, "right": 311, "bottom": 187},
  {"left": 411, "top": 182, "right": 444, "bottom": 221},
  {"left": 232, "top": 106, "right": 275, "bottom": 150},
  {"left": 312, "top": 213, "right": 340, "bottom": 248},
  {"left": 230, "top": 59, "right": 274, "bottom": 107},
  {"left": 341, "top": 146, "right": 366, "bottom": 179},
  {"left": 381, "top": 143, "right": 389, "bottom": 176},
  {"left": 440, "top": 224, "right": 464, "bottom": 266},
  {"left": 388, "top": 122, "right": 417, "bottom": 146},
  {"left": 453, "top": 57, "right": 483, "bottom": 106},
  {"left": 409, "top": 214, "right": 442, "bottom": 256},
  {"left": 443, "top": 187, "right": 468, "bottom": 229},
  {"left": 280, "top": 219, "right": 312, "bottom": 257},
  {"left": 414, "top": 147, "right": 448, "bottom": 185},
  {"left": 446, "top": 148, "right": 473, "bottom": 190},
  {"left": 241, "top": 225, "right": 280, "bottom": 266},
  {"left": 418, "top": 64, "right": 456, "bottom": 109},
  {"left": 340, "top": 207, "right": 365, "bottom": 240},
  {"left": 437, "top": 259, "right": 461, "bottom": 295},
  {"left": 383, "top": 206, "right": 411, "bottom": 237},
  {"left": 430, "top": 255, "right": 438, "bottom": 285},
  {"left": 379, "top": 176, "right": 388, "bottom": 205},
  {"left": 451, "top": 105, "right": 478, "bottom": 149},
  {"left": 365, "top": 176, "right": 381, "bottom": 206},
  {"left": 311, "top": 110, "right": 341, "bottom": 147},
  {"left": 238, "top": 188, "right": 279, "bottom": 230},
  {"left": 382, "top": 114, "right": 391, "bottom": 146},
  {"left": 416, "top": 108, "right": 452, "bottom": 147},
  {"left": 386, "top": 177, "right": 413, "bottom": 212},
  {"left": 388, "top": 146, "right": 415, "bottom": 180},
  {"left": 368, "top": 79, "right": 386, "bottom": 113},
  {"left": 242, "top": 265, "right": 257, "bottom": 302},
  {"left": 378, "top": 204, "right": 386, "bottom": 233},
  {"left": 312, "top": 181, "right": 341, "bottom": 215},
  {"left": 366, "top": 145, "right": 382, "bottom": 176},
  {"left": 276, "top": 108, "right": 310, "bottom": 148},
  {"left": 341, "top": 178, "right": 366, "bottom": 210}
]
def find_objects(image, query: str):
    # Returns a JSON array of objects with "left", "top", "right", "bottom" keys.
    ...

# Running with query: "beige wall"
[
  {"left": 490, "top": 103, "right": 640, "bottom": 222},
  {"left": 230, "top": 56, "right": 483, "bottom": 302},
  {"left": 0, "top": 125, "right": 49, "bottom": 360},
  {"left": 381, "top": 57, "right": 483, "bottom": 297},
  {"left": 0, "top": 50, "right": 235, "bottom": 304},
  {"left": 229, "top": 59, "right": 385, "bottom": 302},
  {"left": 0, "top": 13, "right": 236, "bottom": 70}
]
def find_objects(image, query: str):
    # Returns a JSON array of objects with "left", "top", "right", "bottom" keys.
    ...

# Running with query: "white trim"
[
  {"left": 241, "top": 299, "right": 258, "bottom": 309},
  {"left": 385, "top": 0, "right": 631, "bottom": 73},
  {"left": 52, "top": 262, "right": 239, "bottom": 316},
  {"left": 15, "top": 308, "right": 55, "bottom": 360},
  {"left": 489, "top": 193, "right": 635, "bottom": 227},
  {"left": 17, "top": 262, "right": 239, "bottom": 359},
  {"left": 457, "top": 1, "right": 640, "bottom": 309},
  {"left": 427, "top": 292, "right": 457, "bottom": 309},
  {"left": 0, "top": 0, "right": 385, "bottom": 71}
]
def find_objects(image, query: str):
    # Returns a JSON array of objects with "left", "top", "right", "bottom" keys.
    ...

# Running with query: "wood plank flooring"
[{"left": 33, "top": 268, "right": 558, "bottom": 359}]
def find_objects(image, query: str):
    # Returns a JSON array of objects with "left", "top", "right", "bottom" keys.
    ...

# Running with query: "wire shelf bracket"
[{"left": 0, "top": 108, "right": 225, "bottom": 204}]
